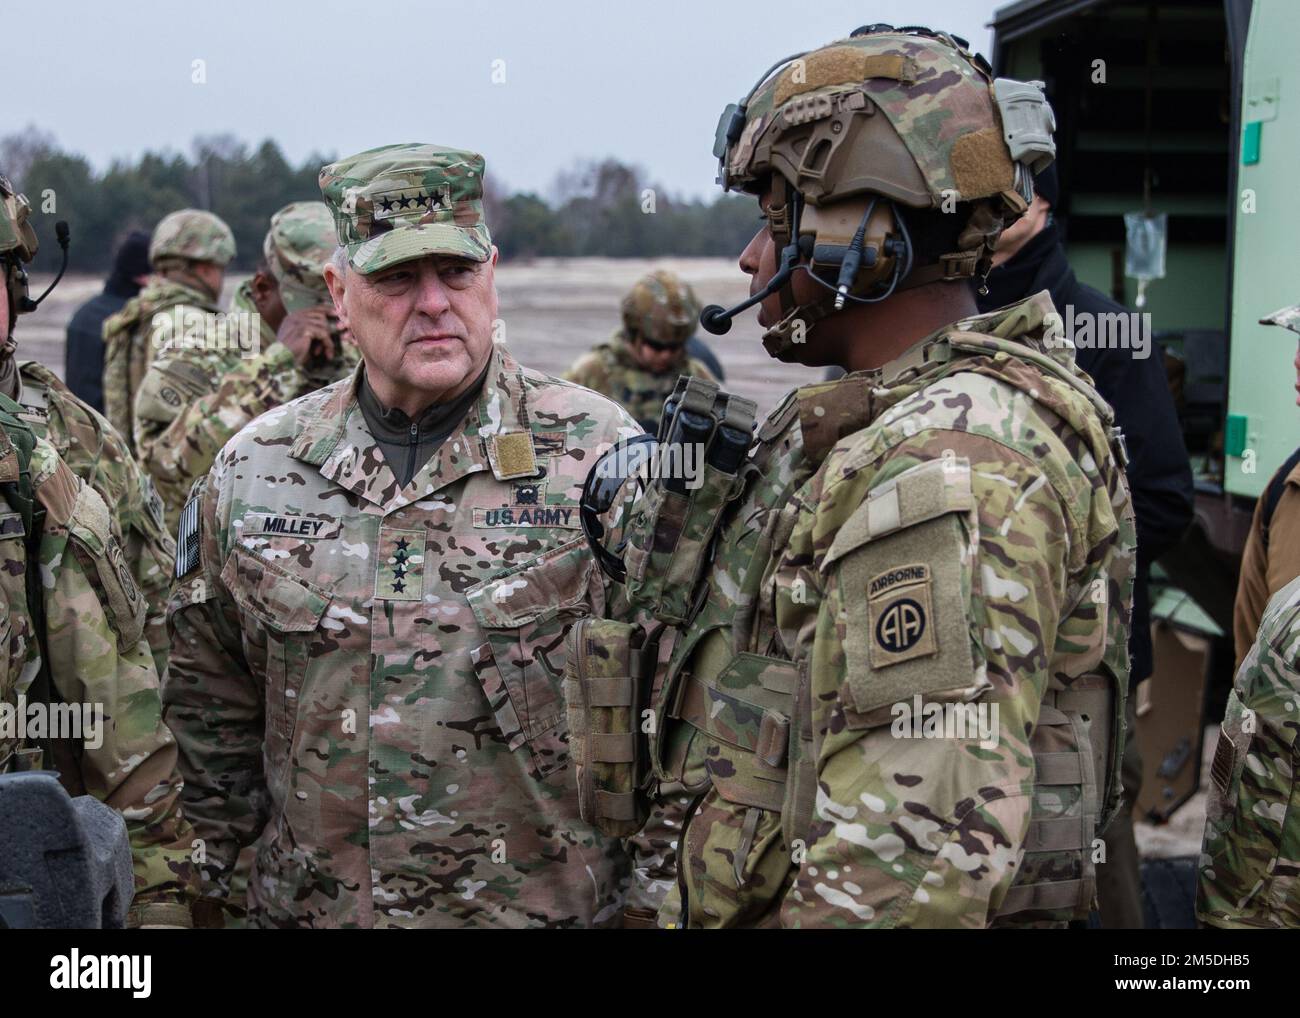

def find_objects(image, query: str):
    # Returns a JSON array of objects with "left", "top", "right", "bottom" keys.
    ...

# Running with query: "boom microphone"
[
  {"left": 699, "top": 236, "right": 810, "bottom": 335},
  {"left": 20, "top": 220, "right": 71, "bottom": 312}
]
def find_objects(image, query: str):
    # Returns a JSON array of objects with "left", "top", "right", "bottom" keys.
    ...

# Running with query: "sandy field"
[
  {"left": 20, "top": 257, "right": 826, "bottom": 420},
  {"left": 17, "top": 256, "right": 1208, "bottom": 861}
]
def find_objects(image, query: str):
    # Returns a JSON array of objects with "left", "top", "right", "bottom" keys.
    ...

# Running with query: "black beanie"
[
  {"left": 106, "top": 230, "right": 151, "bottom": 297},
  {"left": 1033, "top": 162, "right": 1059, "bottom": 209}
]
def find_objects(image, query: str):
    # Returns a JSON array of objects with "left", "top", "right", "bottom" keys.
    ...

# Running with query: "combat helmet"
[
  {"left": 706, "top": 24, "right": 1056, "bottom": 358},
  {"left": 263, "top": 201, "right": 336, "bottom": 313},
  {"left": 621, "top": 270, "right": 700, "bottom": 349},
  {"left": 149, "top": 209, "right": 236, "bottom": 269},
  {"left": 0, "top": 175, "right": 38, "bottom": 330}
]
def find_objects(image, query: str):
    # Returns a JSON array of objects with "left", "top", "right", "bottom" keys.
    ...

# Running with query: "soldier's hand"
[{"left": 277, "top": 307, "right": 340, "bottom": 368}]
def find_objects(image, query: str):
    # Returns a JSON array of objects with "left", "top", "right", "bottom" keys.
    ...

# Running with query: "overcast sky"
[{"left": 9, "top": 0, "right": 1000, "bottom": 200}]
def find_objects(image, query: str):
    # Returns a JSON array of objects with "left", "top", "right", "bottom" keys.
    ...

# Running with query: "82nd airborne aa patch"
[{"left": 867, "top": 562, "right": 937, "bottom": 668}]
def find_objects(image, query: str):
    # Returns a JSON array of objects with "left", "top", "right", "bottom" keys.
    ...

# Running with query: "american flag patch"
[{"left": 175, "top": 496, "right": 202, "bottom": 578}]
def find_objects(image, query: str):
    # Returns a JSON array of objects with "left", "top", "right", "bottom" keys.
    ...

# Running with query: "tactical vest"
[
  {"left": 571, "top": 334, "right": 1134, "bottom": 927},
  {"left": 0, "top": 394, "right": 48, "bottom": 775}
]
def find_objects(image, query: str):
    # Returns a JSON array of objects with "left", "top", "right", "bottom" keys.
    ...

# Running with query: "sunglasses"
[{"left": 639, "top": 336, "right": 686, "bottom": 353}]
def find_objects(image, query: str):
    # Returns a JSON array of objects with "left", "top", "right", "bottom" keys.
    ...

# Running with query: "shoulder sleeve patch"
[
  {"left": 67, "top": 482, "right": 146, "bottom": 651},
  {"left": 825, "top": 456, "right": 984, "bottom": 719},
  {"left": 175, "top": 482, "right": 205, "bottom": 579}
]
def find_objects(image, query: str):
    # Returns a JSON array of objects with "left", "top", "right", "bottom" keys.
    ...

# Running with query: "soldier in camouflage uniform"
[
  {"left": 576, "top": 26, "right": 1137, "bottom": 928},
  {"left": 1198, "top": 573, "right": 1300, "bottom": 928},
  {"left": 138, "top": 201, "right": 357, "bottom": 529},
  {"left": 0, "top": 179, "right": 175, "bottom": 676},
  {"left": 564, "top": 270, "right": 718, "bottom": 432},
  {"left": 161, "top": 143, "right": 676, "bottom": 927},
  {"left": 0, "top": 174, "right": 198, "bottom": 927},
  {"left": 102, "top": 209, "right": 235, "bottom": 458}
]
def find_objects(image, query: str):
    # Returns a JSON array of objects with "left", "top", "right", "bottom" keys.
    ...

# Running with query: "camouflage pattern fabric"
[
  {"left": 262, "top": 201, "right": 337, "bottom": 313},
  {"left": 139, "top": 280, "right": 356, "bottom": 527},
  {"left": 641, "top": 292, "right": 1134, "bottom": 927},
  {"left": 714, "top": 29, "right": 1048, "bottom": 358},
  {"left": 620, "top": 270, "right": 700, "bottom": 346},
  {"left": 131, "top": 280, "right": 255, "bottom": 531},
  {"left": 564, "top": 331, "right": 718, "bottom": 433},
  {"left": 0, "top": 174, "right": 36, "bottom": 261},
  {"left": 1260, "top": 303, "right": 1300, "bottom": 336},
  {"left": 318, "top": 143, "right": 492, "bottom": 274},
  {"left": 1198, "top": 574, "right": 1300, "bottom": 928},
  {"left": 0, "top": 403, "right": 197, "bottom": 927},
  {"left": 148, "top": 209, "right": 235, "bottom": 268},
  {"left": 724, "top": 30, "right": 1027, "bottom": 207},
  {"left": 161, "top": 342, "right": 689, "bottom": 927},
  {"left": 14, "top": 361, "right": 175, "bottom": 675},
  {"left": 101, "top": 276, "right": 222, "bottom": 457}
]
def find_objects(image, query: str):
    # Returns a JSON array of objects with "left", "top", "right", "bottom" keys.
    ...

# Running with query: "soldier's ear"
[{"left": 322, "top": 261, "right": 349, "bottom": 327}]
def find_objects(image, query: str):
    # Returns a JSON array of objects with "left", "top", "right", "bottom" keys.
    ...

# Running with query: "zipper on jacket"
[{"left": 404, "top": 421, "right": 419, "bottom": 485}]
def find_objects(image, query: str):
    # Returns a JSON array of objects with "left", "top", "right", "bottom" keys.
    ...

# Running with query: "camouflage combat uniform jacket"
[
  {"left": 136, "top": 281, "right": 356, "bottom": 536},
  {"left": 163, "top": 343, "right": 682, "bottom": 927},
  {"left": 649, "top": 292, "right": 1136, "bottom": 928},
  {"left": 133, "top": 279, "right": 256, "bottom": 532},
  {"left": 102, "top": 275, "right": 221, "bottom": 458},
  {"left": 0, "top": 398, "right": 196, "bottom": 926},
  {"left": 13, "top": 360, "right": 175, "bottom": 674},
  {"left": 564, "top": 331, "right": 718, "bottom": 433},
  {"left": 1198, "top": 574, "right": 1300, "bottom": 928}
]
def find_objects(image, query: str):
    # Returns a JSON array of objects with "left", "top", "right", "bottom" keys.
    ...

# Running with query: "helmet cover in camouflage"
[
  {"left": 263, "top": 201, "right": 337, "bottom": 313},
  {"left": 0, "top": 175, "right": 37, "bottom": 263},
  {"left": 621, "top": 270, "right": 700, "bottom": 347},
  {"left": 1260, "top": 304, "right": 1300, "bottom": 335},
  {"left": 714, "top": 27, "right": 1053, "bottom": 210},
  {"left": 149, "top": 209, "right": 236, "bottom": 268},
  {"left": 318, "top": 143, "right": 492, "bottom": 275},
  {"left": 1, "top": 175, "right": 38, "bottom": 326}
]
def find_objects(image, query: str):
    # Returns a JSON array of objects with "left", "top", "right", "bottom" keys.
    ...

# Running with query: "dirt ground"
[
  {"left": 18, "top": 257, "right": 1208, "bottom": 860},
  {"left": 20, "top": 258, "right": 826, "bottom": 420}
]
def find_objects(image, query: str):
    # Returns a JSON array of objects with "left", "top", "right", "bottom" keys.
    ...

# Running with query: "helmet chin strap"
[
  {"left": 760, "top": 289, "right": 839, "bottom": 361},
  {"left": 760, "top": 183, "right": 840, "bottom": 361}
]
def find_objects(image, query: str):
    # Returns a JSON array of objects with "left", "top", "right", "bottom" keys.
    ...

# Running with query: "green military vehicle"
[{"left": 991, "top": 0, "right": 1296, "bottom": 831}]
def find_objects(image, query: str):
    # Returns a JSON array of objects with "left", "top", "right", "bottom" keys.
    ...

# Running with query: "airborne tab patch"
[{"left": 867, "top": 562, "right": 936, "bottom": 668}]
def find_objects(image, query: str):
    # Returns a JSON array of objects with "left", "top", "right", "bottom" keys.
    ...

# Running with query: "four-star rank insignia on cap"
[{"left": 372, "top": 185, "right": 452, "bottom": 221}]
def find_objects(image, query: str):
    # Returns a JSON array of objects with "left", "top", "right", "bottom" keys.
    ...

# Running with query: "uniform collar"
[
  {"left": 142, "top": 273, "right": 219, "bottom": 308},
  {"left": 791, "top": 291, "right": 1068, "bottom": 464},
  {"left": 288, "top": 343, "right": 543, "bottom": 511}
]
